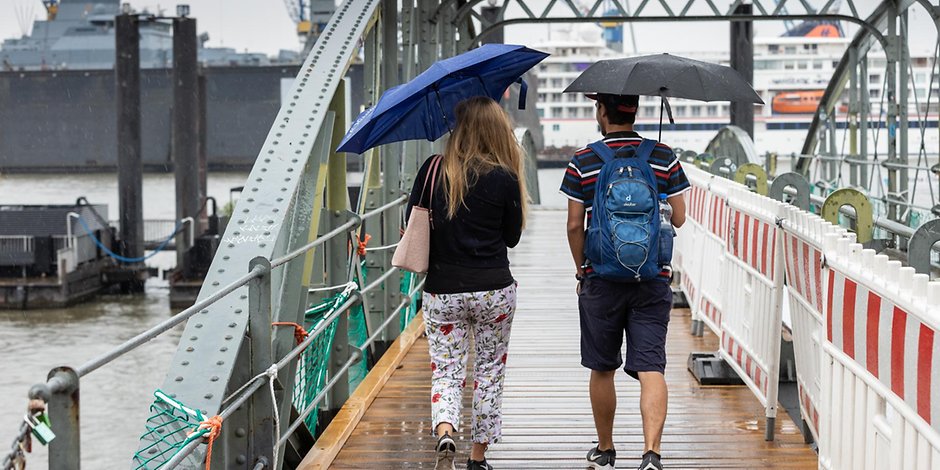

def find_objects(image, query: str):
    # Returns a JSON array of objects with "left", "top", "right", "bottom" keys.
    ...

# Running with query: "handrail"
[
  {"left": 269, "top": 195, "right": 407, "bottom": 269},
  {"left": 73, "top": 265, "right": 266, "bottom": 378},
  {"left": 15, "top": 164, "right": 412, "bottom": 467},
  {"left": 44, "top": 197, "right": 409, "bottom": 382},
  {"left": 274, "top": 278, "right": 425, "bottom": 450},
  {"left": 168, "top": 274, "right": 426, "bottom": 467}
]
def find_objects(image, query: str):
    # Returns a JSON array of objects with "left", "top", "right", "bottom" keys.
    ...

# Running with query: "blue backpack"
[{"left": 584, "top": 139, "right": 672, "bottom": 282}]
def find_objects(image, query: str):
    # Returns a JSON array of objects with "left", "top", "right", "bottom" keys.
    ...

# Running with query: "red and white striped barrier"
[
  {"left": 718, "top": 184, "right": 787, "bottom": 437},
  {"left": 779, "top": 206, "right": 853, "bottom": 443},
  {"left": 677, "top": 165, "right": 734, "bottom": 336},
  {"left": 818, "top": 236, "right": 940, "bottom": 470}
]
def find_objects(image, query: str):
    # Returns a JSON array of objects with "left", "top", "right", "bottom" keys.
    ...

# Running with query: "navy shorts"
[{"left": 578, "top": 277, "right": 673, "bottom": 379}]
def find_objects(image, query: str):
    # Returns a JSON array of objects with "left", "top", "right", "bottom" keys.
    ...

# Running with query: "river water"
[{"left": 0, "top": 169, "right": 568, "bottom": 469}]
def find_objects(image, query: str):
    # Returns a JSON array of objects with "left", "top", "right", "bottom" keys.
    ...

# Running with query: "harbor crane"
[{"left": 41, "top": 0, "right": 57, "bottom": 20}]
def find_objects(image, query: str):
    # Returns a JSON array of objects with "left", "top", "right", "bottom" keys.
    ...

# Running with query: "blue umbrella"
[{"left": 336, "top": 44, "right": 549, "bottom": 154}]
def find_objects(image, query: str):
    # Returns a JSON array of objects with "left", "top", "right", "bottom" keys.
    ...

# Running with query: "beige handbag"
[{"left": 392, "top": 155, "right": 443, "bottom": 273}]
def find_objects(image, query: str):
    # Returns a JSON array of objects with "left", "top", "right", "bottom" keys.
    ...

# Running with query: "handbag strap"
[{"left": 418, "top": 155, "right": 444, "bottom": 209}]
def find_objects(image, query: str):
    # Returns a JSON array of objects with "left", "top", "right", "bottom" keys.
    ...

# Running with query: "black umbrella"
[{"left": 563, "top": 53, "right": 764, "bottom": 139}]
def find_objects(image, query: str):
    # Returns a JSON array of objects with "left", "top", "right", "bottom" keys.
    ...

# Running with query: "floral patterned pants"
[{"left": 423, "top": 283, "right": 517, "bottom": 444}]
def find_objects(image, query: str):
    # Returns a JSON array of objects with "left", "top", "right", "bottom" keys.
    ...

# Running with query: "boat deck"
[{"left": 309, "top": 210, "right": 818, "bottom": 469}]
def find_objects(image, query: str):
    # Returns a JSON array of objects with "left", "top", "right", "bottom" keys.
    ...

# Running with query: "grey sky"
[{"left": 1, "top": 0, "right": 937, "bottom": 56}]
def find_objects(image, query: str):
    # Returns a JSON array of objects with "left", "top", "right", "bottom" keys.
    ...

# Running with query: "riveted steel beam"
[{"left": 138, "top": 0, "right": 386, "bottom": 464}]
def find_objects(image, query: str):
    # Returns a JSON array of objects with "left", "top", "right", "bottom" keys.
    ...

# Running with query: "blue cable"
[{"left": 74, "top": 216, "right": 184, "bottom": 263}]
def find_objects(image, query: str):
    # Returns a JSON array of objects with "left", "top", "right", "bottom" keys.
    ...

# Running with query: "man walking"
[{"left": 559, "top": 93, "right": 689, "bottom": 470}]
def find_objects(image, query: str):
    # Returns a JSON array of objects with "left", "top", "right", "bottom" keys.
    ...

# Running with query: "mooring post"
[
  {"left": 729, "top": 3, "right": 754, "bottom": 139},
  {"left": 198, "top": 72, "right": 209, "bottom": 233},
  {"left": 115, "top": 13, "right": 144, "bottom": 268},
  {"left": 173, "top": 14, "right": 201, "bottom": 278}
]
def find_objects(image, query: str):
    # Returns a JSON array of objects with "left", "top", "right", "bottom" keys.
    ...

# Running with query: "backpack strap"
[
  {"left": 586, "top": 140, "right": 616, "bottom": 164},
  {"left": 635, "top": 139, "right": 658, "bottom": 163},
  {"left": 587, "top": 138, "right": 659, "bottom": 164}
]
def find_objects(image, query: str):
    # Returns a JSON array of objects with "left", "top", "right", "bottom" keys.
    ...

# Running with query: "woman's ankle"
[
  {"left": 469, "top": 442, "right": 488, "bottom": 461},
  {"left": 435, "top": 423, "right": 455, "bottom": 437}
]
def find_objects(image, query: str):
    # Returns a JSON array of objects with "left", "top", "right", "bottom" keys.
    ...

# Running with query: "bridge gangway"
[{"left": 298, "top": 210, "right": 819, "bottom": 469}]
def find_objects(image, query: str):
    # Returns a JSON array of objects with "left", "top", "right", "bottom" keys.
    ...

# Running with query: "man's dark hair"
[{"left": 597, "top": 93, "right": 639, "bottom": 125}]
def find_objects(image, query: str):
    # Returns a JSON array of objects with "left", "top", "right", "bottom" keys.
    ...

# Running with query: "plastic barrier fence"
[
  {"left": 675, "top": 164, "right": 940, "bottom": 465},
  {"left": 676, "top": 166, "right": 785, "bottom": 439},
  {"left": 779, "top": 206, "right": 853, "bottom": 443},
  {"left": 719, "top": 184, "right": 787, "bottom": 437},
  {"left": 678, "top": 166, "right": 734, "bottom": 336},
  {"left": 818, "top": 237, "right": 940, "bottom": 470}
]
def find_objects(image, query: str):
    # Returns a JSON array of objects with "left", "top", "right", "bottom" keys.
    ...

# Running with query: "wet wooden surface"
[{"left": 329, "top": 210, "right": 818, "bottom": 469}]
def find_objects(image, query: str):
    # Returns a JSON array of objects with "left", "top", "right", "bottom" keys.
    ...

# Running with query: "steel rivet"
[
  {"left": 204, "top": 394, "right": 213, "bottom": 399},
  {"left": 216, "top": 360, "right": 224, "bottom": 365},
  {"left": 195, "top": 324, "right": 203, "bottom": 328},
  {"left": 225, "top": 335, "right": 233, "bottom": 340},
  {"left": 190, "top": 336, "right": 197, "bottom": 341},
  {"left": 175, "top": 376, "right": 183, "bottom": 382},
  {"left": 182, "top": 361, "right": 190, "bottom": 366},
  {"left": 186, "top": 347, "right": 194, "bottom": 352},
  {"left": 229, "top": 322, "right": 237, "bottom": 327},
  {"left": 236, "top": 428, "right": 247, "bottom": 438},
  {"left": 220, "top": 347, "right": 228, "bottom": 352},
  {"left": 235, "top": 308, "right": 243, "bottom": 313},
  {"left": 210, "top": 376, "right": 219, "bottom": 382}
]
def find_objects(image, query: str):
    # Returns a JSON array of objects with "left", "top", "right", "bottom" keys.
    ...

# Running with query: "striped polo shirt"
[{"left": 559, "top": 131, "right": 691, "bottom": 279}]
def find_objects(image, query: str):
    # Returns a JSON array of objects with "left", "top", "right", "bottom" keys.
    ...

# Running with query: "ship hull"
[{"left": 0, "top": 65, "right": 322, "bottom": 172}]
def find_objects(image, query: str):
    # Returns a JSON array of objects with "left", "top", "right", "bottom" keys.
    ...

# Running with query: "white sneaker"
[{"left": 435, "top": 432, "right": 457, "bottom": 470}]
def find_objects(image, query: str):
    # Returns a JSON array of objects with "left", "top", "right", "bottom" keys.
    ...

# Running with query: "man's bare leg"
[
  {"left": 589, "top": 369, "right": 618, "bottom": 451},
  {"left": 637, "top": 371, "right": 668, "bottom": 454}
]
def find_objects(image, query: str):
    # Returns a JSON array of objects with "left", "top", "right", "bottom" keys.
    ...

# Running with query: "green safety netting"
[
  {"left": 133, "top": 390, "right": 211, "bottom": 469},
  {"left": 292, "top": 288, "right": 356, "bottom": 431},
  {"left": 400, "top": 271, "right": 421, "bottom": 330},
  {"left": 133, "top": 270, "right": 422, "bottom": 468},
  {"left": 346, "top": 264, "right": 370, "bottom": 392}
]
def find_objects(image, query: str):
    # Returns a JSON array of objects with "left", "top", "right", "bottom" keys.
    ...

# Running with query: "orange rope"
[
  {"left": 356, "top": 233, "right": 372, "bottom": 256},
  {"left": 193, "top": 415, "right": 222, "bottom": 470},
  {"left": 272, "top": 322, "right": 308, "bottom": 345}
]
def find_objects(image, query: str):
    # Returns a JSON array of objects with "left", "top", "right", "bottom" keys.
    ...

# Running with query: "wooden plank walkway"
[{"left": 325, "top": 210, "right": 818, "bottom": 469}]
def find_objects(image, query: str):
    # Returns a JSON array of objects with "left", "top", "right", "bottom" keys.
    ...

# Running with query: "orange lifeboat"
[{"left": 771, "top": 90, "right": 825, "bottom": 114}]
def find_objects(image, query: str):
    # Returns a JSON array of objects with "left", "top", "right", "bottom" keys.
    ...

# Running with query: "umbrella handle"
[{"left": 516, "top": 77, "right": 528, "bottom": 110}]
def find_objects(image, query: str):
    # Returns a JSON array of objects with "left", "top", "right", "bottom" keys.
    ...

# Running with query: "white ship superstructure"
[{"left": 535, "top": 23, "right": 939, "bottom": 156}]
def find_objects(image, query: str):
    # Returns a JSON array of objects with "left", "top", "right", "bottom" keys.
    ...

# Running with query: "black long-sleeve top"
[{"left": 406, "top": 156, "right": 524, "bottom": 294}]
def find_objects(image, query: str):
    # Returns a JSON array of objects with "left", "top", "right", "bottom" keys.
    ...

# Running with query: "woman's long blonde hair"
[{"left": 441, "top": 96, "right": 528, "bottom": 227}]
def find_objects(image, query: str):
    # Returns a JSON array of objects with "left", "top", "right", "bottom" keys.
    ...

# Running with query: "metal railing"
[
  {"left": 686, "top": 149, "right": 940, "bottom": 276},
  {"left": 0, "top": 236, "right": 33, "bottom": 254},
  {"left": 19, "top": 195, "right": 412, "bottom": 469}
]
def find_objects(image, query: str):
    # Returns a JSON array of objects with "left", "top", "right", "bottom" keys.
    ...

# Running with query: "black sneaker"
[
  {"left": 466, "top": 458, "right": 494, "bottom": 470},
  {"left": 638, "top": 451, "right": 662, "bottom": 470},
  {"left": 435, "top": 432, "right": 457, "bottom": 470},
  {"left": 586, "top": 446, "right": 616, "bottom": 469}
]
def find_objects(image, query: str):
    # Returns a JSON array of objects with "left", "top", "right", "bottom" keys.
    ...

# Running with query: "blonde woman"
[{"left": 405, "top": 96, "right": 527, "bottom": 470}]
